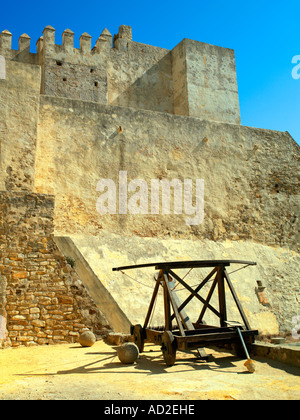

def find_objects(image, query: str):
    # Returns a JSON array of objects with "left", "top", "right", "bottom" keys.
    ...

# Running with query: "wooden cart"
[{"left": 113, "top": 260, "right": 259, "bottom": 366}]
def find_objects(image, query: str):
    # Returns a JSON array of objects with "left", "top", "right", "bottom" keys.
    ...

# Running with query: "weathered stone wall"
[
  {"left": 0, "top": 26, "right": 241, "bottom": 123},
  {"left": 0, "top": 55, "right": 5, "bottom": 79},
  {"left": 0, "top": 25, "right": 299, "bottom": 343},
  {"left": 172, "top": 40, "right": 189, "bottom": 116},
  {"left": 0, "top": 60, "right": 40, "bottom": 192},
  {"left": 181, "top": 39, "right": 241, "bottom": 124},
  {"left": 41, "top": 26, "right": 108, "bottom": 104},
  {"left": 171, "top": 39, "right": 241, "bottom": 124},
  {"left": 35, "top": 96, "right": 299, "bottom": 252},
  {"left": 40, "top": 26, "right": 173, "bottom": 113},
  {"left": 0, "top": 192, "right": 111, "bottom": 348},
  {"left": 0, "top": 30, "right": 39, "bottom": 64},
  {"left": 109, "top": 48, "right": 174, "bottom": 114}
]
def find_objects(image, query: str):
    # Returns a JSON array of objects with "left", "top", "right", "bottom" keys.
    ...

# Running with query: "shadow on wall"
[{"left": 110, "top": 53, "right": 174, "bottom": 114}]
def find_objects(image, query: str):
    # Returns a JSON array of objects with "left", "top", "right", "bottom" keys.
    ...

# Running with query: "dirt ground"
[{"left": 0, "top": 340, "right": 299, "bottom": 400}]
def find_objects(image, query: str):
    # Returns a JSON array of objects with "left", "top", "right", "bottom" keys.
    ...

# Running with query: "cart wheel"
[
  {"left": 132, "top": 324, "right": 144, "bottom": 353},
  {"left": 161, "top": 330, "right": 177, "bottom": 366}
]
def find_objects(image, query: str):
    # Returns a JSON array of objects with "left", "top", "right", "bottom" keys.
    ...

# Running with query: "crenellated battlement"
[
  {"left": 0, "top": 25, "right": 172, "bottom": 107},
  {"left": 0, "top": 29, "right": 38, "bottom": 57},
  {"left": 40, "top": 25, "right": 114, "bottom": 57},
  {"left": 0, "top": 25, "right": 241, "bottom": 124},
  {"left": 0, "top": 25, "right": 135, "bottom": 58}
]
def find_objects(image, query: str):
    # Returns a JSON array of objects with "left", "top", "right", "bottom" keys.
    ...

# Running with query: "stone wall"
[
  {"left": 40, "top": 26, "right": 173, "bottom": 113},
  {"left": 109, "top": 48, "right": 174, "bottom": 114},
  {"left": 182, "top": 39, "right": 241, "bottom": 124},
  {"left": 0, "top": 60, "right": 40, "bottom": 192},
  {"left": 34, "top": 96, "right": 300, "bottom": 252},
  {"left": 172, "top": 40, "right": 189, "bottom": 116},
  {"left": 171, "top": 39, "right": 241, "bottom": 124},
  {"left": 41, "top": 26, "right": 108, "bottom": 104},
  {"left": 0, "top": 55, "right": 5, "bottom": 79},
  {"left": 0, "top": 192, "right": 111, "bottom": 348},
  {"left": 0, "top": 25, "right": 241, "bottom": 123},
  {"left": 0, "top": 24, "right": 299, "bottom": 344}
]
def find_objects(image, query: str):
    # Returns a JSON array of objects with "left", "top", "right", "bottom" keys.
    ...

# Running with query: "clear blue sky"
[{"left": 1, "top": 0, "right": 299, "bottom": 144}]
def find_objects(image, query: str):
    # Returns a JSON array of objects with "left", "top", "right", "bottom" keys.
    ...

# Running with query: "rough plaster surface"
[
  {"left": 0, "top": 60, "right": 40, "bottom": 191},
  {"left": 70, "top": 232, "right": 300, "bottom": 335},
  {"left": 35, "top": 96, "right": 299, "bottom": 253},
  {"left": 0, "top": 55, "right": 5, "bottom": 79},
  {"left": 173, "top": 39, "right": 241, "bottom": 124}
]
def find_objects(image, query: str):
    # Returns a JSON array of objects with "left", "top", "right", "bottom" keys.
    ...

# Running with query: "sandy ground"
[{"left": 0, "top": 340, "right": 299, "bottom": 400}]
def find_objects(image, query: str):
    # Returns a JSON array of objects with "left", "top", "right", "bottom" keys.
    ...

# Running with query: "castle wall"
[
  {"left": 0, "top": 25, "right": 299, "bottom": 341},
  {"left": 0, "top": 31, "right": 39, "bottom": 65},
  {"left": 109, "top": 47, "right": 174, "bottom": 114},
  {"left": 172, "top": 39, "right": 241, "bottom": 124},
  {"left": 0, "top": 55, "right": 5, "bottom": 79},
  {"left": 0, "top": 192, "right": 111, "bottom": 348},
  {"left": 186, "top": 39, "right": 241, "bottom": 124},
  {"left": 41, "top": 27, "right": 108, "bottom": 104},
  {"left": 34, "top": 95, "right": 299, "bottom": 252},
  {"left": 40, "top": 26, "right": 173, "bottom": 113},
  {"left": 172, "top": 40, "right": 189, "bottom": 116},
  {"left": 0, "top": 60, "right": 40, "bottom": 192},
  {"left": 108, "top": 25, "right": 173, "bottom": 112},
  {"left": 1, "top": 26, "right": 241, "bottom": 123}
]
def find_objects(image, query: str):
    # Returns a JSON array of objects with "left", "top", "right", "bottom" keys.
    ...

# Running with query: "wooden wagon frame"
[{"left": 113, "top": 260, "right": 259, "bottom": 366}]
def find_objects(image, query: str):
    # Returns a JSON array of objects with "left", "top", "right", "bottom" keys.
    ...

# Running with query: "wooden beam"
[
  {"left": 169, "top": 269, "right": 221, "bottom": 319},
  {"left": 171, "top": 289, "right": 195, "bottom": 331},
  {"left": 196, "top": 274, "right": 218, "bottom": 324},
  {"left": 143, "top": 270, "right": 162, "bottom": 329},
  {"left": 163, "top": 278, "right": 172, "bottom": 331},
  {"left": 112, "top": 260, "right": 256, "bottom": 272},
  {"left": 217, "top": 266, "right": 227, "bottom": 327},
  {"left": 164, "top": 273, "right": 186, "bottom": 336},
  {"left": 170, "top": 267, "right": 217, "bottom": 321},
  {"left": 224, "top": 269, "right": 251, "bottom": 330}
]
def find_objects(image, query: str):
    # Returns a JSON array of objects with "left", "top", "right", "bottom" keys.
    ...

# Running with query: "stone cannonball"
[
  {"left": 79, "top": 330, "right": 96, "bottom": 347},
  {"left": 117, "top": 342, "right": 139, "bottom": 364}
]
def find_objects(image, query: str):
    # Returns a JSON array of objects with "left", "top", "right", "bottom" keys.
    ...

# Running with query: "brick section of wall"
[{"left": 0, "top": 192, "right": 111, "bottom": 348}]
